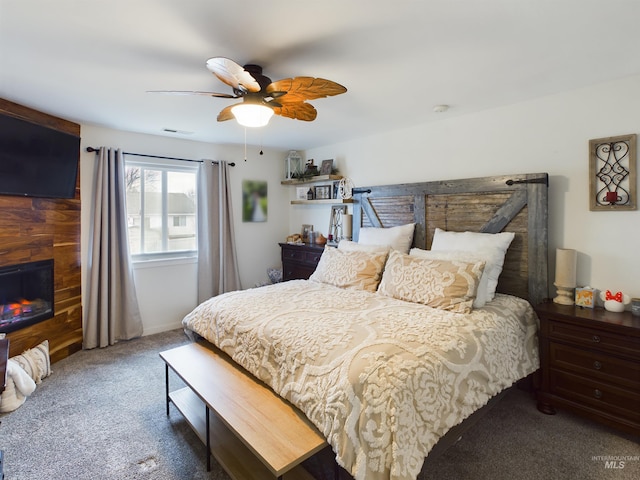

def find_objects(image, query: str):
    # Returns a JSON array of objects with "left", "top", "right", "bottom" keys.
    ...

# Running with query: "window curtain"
[
  {"left": 197, "top": 160, "right": 241, "bottom": 303},
  {"left": 84, "top": 147, "right": 143, "bottom": 349}
]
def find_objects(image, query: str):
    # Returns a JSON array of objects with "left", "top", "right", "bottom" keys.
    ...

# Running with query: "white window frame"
[{"left": 124, "top": 156, "right": 198, "bottom": 263}]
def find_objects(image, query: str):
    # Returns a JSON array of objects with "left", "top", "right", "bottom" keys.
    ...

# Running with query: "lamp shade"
[{"left": 231, "top": 104, "right": 274, "bottom": 127}]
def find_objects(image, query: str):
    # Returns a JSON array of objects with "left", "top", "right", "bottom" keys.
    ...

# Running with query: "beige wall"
[{"left": 304, "top": 74, "right": 640, "bottom": 302}]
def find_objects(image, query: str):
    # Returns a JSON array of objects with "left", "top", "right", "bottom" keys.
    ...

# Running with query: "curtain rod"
[{"left": 85, "top": 147, "right": 235, "bottom": 167}]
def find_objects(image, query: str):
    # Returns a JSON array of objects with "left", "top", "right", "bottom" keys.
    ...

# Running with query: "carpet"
[{"left": 0, "top": 329, "right": 638, "bottom": 479}]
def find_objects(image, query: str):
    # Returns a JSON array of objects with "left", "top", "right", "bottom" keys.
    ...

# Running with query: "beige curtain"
[
  {"left": 84, "top": 147, "right": 143, "bottom": 349},
  {"left": 197, "top": 160, "right": 241, "bottom": 303}
]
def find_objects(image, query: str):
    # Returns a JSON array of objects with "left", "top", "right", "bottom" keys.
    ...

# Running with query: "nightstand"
[
  {"left": 279, "top": 243, "right": 325, "bottom": 281},
  {"left": 535, "top": 302, "right": 640, "bottom": 435}
]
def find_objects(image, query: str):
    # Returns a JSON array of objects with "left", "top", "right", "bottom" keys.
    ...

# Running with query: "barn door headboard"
[{"left": 351, "top": 172, "right": 549, "bottom": 305}]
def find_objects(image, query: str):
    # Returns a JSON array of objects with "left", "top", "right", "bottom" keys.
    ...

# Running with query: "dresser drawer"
[
  {"left": 549, "top": 342, "right": 640, "bottom": 390},
  {"left": 546, "top": 320, "right": 640, "bottom": 359},
  {"left": 549, "top": 369, "right": 640, "bottom": 422}
]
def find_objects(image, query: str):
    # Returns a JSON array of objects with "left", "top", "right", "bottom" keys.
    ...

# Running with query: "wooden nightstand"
[
  {"left": 279, "top": 243, "right": 325, "bottom": 281},
  {"left": 535, "top": 302, "right": 640, "bottom": 435}
]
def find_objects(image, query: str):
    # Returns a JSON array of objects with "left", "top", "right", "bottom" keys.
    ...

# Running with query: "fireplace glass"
[{"left": 0, "top": 259, "right": 54, "bottom": 333}]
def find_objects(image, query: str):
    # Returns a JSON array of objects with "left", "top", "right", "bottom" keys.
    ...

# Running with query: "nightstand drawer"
[
  {"left": 547, "top": 320, "right": 640, "bottom": 359},
  {"left": 549, "top": 342, "right": 640, "bottom": 389},
  {"left": 305, "top": 250, "right": 324, "bottom": 265},
  {"left": 282, "top": 248, "right": 305, "bottom": 262},
  {"left": 549, "top": 369, "right": 640, "bottom": 422}
]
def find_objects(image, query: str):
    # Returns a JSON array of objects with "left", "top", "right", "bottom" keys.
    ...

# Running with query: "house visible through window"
[{"left": 125, "top": 158, "right": 198, "bottom": 260}]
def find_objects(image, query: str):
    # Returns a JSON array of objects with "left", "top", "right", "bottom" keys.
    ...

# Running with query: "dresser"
[
  {"left": 279, "top": 243, "right": 325, "bottom": 281},
  {"left": 535, "top": 302, "right": 640, "bottom": 435}
]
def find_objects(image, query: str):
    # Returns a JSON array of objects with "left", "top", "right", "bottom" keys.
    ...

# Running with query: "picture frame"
[
  {"left": 301, "top": 224, "right": 313, "bottom": 243},
  {"left": 320, "top": 159, "right": 334, "bottom": 175},
  {"left": 589, "top": 134, "right": 637, "bottom": 211},
  {"left": 315, "top": 185, "right": 331, "bottom": 200},
  {"left": 575, "top": 287, "right": 596, "bottom": 309},
  {"left": 328, "top": 205, "right": 347, "bottom": 242},
  {"left": 295, "top": 186, "right": 308, "bottom": 200}
]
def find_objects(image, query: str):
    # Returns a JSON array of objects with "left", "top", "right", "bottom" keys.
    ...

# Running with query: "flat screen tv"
[{"left": 0, "top": 113, "right": 80, "bottom": 199}]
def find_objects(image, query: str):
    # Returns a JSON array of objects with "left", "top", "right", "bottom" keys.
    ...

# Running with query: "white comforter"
[{"left": 182, "top": 280, "right": 539, "bottom": 480}]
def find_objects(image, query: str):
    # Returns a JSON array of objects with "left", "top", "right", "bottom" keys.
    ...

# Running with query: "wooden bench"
[{"left": 160, "top": 341, "right": 328, "bottom": 480}]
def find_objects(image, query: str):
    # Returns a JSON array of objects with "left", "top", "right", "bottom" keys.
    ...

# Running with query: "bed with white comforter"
[{"left": 182, "top": 278, "right": 539, "bottom": 480}]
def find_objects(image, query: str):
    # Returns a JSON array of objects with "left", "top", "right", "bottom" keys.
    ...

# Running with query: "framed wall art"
[
  {"left": 315, "top": 185, "right": 331, "bottom": 200},
  {"left": 320, "top": 159, "right": 334, "bottom": 175},
  {"left": 242, "top": 180, "right": 267, "bottom": 222},
  {"left": 589, "top": 134, "right": 637, "bottom": 211}
]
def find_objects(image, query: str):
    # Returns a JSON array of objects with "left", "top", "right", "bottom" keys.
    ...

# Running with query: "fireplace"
[{"left": 0, "top": 259, "right": 54, "bottom": 334}]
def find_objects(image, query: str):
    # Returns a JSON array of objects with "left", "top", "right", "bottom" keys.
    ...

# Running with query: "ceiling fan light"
[{"left": 231, "top": 104, "right": 274, "bottom": 127}]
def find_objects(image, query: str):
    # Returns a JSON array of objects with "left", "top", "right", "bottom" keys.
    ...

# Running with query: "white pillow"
[
  {"left": 337, "top": 239, "right": 390, "bottom": 254},
  {"left": 409, "top": 248, "right": 497, "bottom": 308},
  {"left": 430, "top": 228, "right": 515, "bottom": 302},
  {"left": 358, "top": 223, "right": 415, "bottom": 254}
]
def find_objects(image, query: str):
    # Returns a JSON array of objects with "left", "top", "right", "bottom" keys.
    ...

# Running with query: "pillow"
[
  {"left": 309, "top": 246, "right": 388, "bottom": 292},
  {"left": 337, "top": 239, "right": 390, "bottom": 254},
  {"left": 410, "top": 248, "right": 498, "bottom": 308},
  {"left": 378, "top": 250, "right": 485, "bottom": 314},
  {"left": 357, "top": 223, "right": 415, "bottom": 254},
  {"left": 430, "top": 228, "right": 515, "bottom": 302},
  {"left": 11, "top": 340, "right": 52, "bottom": 384}
]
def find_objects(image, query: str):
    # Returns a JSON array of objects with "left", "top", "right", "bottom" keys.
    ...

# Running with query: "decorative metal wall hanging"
[{"left": 589, "top": 134, "right": 637, "bottom": 211}]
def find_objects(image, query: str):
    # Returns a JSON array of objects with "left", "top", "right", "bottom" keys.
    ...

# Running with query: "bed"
[{"left": 182, "top": 172, "right": 549, "bottom": 480}]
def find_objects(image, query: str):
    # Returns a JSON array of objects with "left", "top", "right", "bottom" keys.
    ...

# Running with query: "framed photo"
[
  {"left": 320, "top": 159, "right": 334, "bottom": 175},
  {"left": 575, "top": 287, "right": 596, "bottom": 308},
  {"left": 295, "top": 186, "right": 308, "bottom": 200},
  {"left": 315, "top": 185, "right": 331, "bottom": 200},
  {"left": 301, "top": 224, "right": 313, "bottom": 243}
]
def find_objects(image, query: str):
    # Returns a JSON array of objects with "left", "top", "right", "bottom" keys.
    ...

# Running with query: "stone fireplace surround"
[{"left": 0, "top": 98, "right": 82, "bottom": 362}]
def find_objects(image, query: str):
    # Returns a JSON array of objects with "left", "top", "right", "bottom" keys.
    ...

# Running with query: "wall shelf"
[
  {"left": 290, "top": 199, "right": 353, "bottom": 205},
  {"left": 281, "top": 175, "right": 342, "bottom": 185}
]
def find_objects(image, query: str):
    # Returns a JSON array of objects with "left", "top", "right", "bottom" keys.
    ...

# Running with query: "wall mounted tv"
[{"left": 0, "top": 113, "right": 80, "bottom": 199}]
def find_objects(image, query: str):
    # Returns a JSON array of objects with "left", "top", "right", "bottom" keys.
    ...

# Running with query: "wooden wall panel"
[{"left": 0, "top": 98, "right": 82, "bottom": 362}]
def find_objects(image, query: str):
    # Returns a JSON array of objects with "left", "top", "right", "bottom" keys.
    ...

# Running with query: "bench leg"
[
  {"left": 206, "top": 406, "right": 211, "bottom": 472},
  {"left": 165, "top": 363, "right": 170, "bottom": 416}
]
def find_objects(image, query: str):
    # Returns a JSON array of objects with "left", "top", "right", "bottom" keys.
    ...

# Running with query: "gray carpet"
[{"left": 1, "top": 329, "right": 638, "bottom": 479}]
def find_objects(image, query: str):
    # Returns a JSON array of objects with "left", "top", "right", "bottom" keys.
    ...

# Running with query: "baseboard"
[{"left": 142, "top": 321, "right": 184, "bottom": 337}]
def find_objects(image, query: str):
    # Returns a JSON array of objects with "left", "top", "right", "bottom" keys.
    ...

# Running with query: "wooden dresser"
[
  {"left": 535, "top": 302, "right": 640, "bottom": 435},
  {"left": 279, "top": 243, "right": 325, "bottom": 281}
]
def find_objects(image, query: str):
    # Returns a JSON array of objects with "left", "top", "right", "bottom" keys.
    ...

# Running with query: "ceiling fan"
[{"left": 150, "top": 57, "right": 347, "bottom": 127}]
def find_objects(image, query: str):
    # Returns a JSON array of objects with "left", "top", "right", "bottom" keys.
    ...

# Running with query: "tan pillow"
[
  {"left": 378, "top": 250, "right": 485, "bottom": 313},
  {"left": 309, "top": 246, "right": 388, "bottom": 292},
  {"left": 11, "top": 340, "right": 52, "bottom": 384}
]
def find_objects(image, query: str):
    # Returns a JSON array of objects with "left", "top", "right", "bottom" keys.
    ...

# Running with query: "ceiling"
[{"left": 2, "top": 0, "right": 640, "bottom": 151}]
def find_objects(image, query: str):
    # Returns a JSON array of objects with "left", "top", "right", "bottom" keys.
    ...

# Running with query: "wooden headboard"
[{"left": 352, "top": 172, "right": 549, "bottom": 306}]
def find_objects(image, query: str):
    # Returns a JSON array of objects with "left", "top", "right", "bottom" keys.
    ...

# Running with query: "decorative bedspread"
[{"left": 182, "top": 280, "right": 539, "bottom": 480}]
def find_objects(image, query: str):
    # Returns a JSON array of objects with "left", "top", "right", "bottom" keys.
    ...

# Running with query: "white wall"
[
  {"left": 305, "top": 74, "right": 640, "bottom": 302},
  {"left": 80, "top": 125, "right": 290, "bottom": 335}
]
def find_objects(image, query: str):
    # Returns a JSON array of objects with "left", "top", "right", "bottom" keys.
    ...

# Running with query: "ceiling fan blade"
[
  {"left": 266, "top": 77, "right": 347, "bottom": 103},
  {"left": 206, "top": 57, "right": 261, "bottom": 94},
  {"left": 147, "top": 90, "right": 238, "bottom": 98},
  {"left": 217, "top": 103, "right": 240, "bottom": 122},
  {"left": 273, "top": 102, "right": 317, "bottom": 122}
]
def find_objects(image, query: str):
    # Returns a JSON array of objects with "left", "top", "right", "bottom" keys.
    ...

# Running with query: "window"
[{"left": 125, "top": 158, "right": 198, "bottom": 261}]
